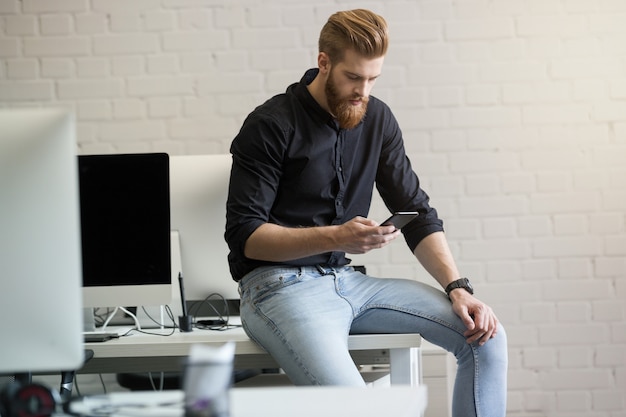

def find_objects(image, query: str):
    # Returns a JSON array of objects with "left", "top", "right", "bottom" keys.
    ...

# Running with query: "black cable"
[
  {"left": 140, "top": 305, "right": 177, "bottom": 329},
  {"left": 187, "top": 292, "right": 233, "bottom": 331},
  {"left": 132, "top": 326, "right": 176, "bottom": 337}
]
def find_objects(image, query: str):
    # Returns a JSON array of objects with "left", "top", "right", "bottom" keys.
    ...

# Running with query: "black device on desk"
[
  {"left": 196, "top": 319, "right": 228, "bottom": 326},
  {"left": 83, "top": 333, "right": 119, "bottom": 343}
]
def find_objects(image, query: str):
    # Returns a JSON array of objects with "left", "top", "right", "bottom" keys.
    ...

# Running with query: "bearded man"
[{"left": 225, "top": 9, "right": 508, "bottom": 417}]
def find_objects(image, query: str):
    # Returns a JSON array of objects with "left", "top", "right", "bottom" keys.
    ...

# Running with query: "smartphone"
[{"left": 381, "top": 211, "right": 418, "bottom": 229}]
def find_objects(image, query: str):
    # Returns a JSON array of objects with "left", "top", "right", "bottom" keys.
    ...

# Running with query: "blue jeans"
[{"left": 238, "top": 265, "right": 508, "bottom": 417}]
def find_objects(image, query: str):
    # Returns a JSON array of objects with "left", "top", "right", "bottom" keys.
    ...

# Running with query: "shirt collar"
[{"left": 291, "top": 68, "right": 337, "bottom": 128}]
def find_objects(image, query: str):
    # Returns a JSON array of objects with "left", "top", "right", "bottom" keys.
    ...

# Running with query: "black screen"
[{"left": 78, "top": 153, "right": 170, "bottom": 287}]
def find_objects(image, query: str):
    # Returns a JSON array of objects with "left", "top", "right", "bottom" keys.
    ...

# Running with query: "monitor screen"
[
  {"left": 170, "top": 154, "right": 239, "bottom": 302},
  {"left": 0, "top": 108, "right": 84, "bottom": 374},
  {"left": 79, "top": 153, "right": 172, "bottom": 308}
]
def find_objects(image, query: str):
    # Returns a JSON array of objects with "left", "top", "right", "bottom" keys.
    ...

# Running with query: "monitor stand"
[
  {"left": 82, "top": 307, "right": 140, "bottom": 336},
  {"left": 101, "top": 306, "right": 142, "bottom": 330},
  {"left": 82, "top": 306, "right": 141, "bottom": 333}
]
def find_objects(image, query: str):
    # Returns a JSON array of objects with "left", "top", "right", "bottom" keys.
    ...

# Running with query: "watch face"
[{"left": 447, "top": 278, "right": 473, "bottom": 295}]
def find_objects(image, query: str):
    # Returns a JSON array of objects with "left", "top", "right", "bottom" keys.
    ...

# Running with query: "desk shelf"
[{"left": 81, "top": 326, "right": 423, "bottom": 387}]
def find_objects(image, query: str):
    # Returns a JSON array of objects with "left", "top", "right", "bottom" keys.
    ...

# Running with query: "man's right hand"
[{"left": 337, "top": 216, "right": 401, "bottom": 254}]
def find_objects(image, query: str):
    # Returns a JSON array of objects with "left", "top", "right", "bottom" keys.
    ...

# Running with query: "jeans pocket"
[{"left": 243, "top": 269, "right": 302, "bottom": 305}]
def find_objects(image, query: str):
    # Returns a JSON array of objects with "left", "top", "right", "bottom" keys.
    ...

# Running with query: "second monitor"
[{"left": 170, "top": 154, "right": 239, "bottom": 305}]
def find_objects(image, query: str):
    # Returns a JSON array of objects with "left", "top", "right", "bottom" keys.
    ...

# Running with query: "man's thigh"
[
  {"left": 239, "top": 267, "right": 364, "bottom": 385},
  {"left": 342, "top": 272, "right": 469, "bottom": 353}
]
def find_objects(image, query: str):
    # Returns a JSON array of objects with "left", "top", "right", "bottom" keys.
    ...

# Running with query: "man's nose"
[{"left": 355, "top": 81, "right": 369, "bottom": 98}]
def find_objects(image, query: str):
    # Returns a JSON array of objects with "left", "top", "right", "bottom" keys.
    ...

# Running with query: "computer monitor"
[
  {"left": 169, "top": 154, "right": 239, "bottom": 303},
  {"left": 78, "top": 153, "right": 172, "bottom": 309},
  {"left": 0, "top": 108, "right": 84, "bottom": 374}
]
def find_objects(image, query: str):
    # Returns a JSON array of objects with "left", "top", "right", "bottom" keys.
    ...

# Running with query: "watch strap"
[{"left": 445, "top": 277, "right": 473, "bottom": 297}]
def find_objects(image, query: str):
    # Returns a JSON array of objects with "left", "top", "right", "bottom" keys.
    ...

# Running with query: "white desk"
[
  {"left": 69, "top": 386, "right": 428, "bottom": 417},
  {"left": 82, "top": 326, "right": 422, "bottom": 386}
]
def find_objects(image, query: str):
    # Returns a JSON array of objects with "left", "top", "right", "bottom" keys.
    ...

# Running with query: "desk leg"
[{"left": 389, "top": 347, "right": 421, "bottom": 387}]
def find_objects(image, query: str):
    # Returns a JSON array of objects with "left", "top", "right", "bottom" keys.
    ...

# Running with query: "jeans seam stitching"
[
  {"left": 357, "top": 303, "right": 469, "bottom": 336},
  {"left": 249, "top": 300, "right": 321, "bottom": 385}
]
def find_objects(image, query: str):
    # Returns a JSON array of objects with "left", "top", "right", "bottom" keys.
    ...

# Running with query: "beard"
[{"left": 325, "top": 71, "right": 369, "bottom": 130}]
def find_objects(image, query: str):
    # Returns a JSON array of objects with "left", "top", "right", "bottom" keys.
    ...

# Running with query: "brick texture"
[{"left": 1, "top": 1, "right": 625, "bottom": 416}]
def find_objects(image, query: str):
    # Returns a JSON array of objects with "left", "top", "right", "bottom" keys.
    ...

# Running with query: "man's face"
[{"left": 324, "top": 49, "right": 384, "bottom": 129}]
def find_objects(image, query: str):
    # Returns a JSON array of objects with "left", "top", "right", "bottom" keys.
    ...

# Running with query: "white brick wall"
[{"left": 1, "top": 1, "right": 625, "bottom": 415}]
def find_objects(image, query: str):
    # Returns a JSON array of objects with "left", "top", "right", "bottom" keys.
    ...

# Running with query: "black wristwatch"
[{"left": 445, "top": 278, "right": 474, "bottom": 298}]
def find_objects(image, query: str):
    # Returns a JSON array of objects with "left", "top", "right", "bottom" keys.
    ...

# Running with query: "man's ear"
[{"left": 317, "top": 52, "right": 331, "bottom": 74}]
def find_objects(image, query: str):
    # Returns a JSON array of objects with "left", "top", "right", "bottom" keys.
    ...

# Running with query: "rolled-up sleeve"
[
  {"left": 225, "top": 110, "right": 289, "bottom": 280},
  {"left": 375, "top": 111, "right": 444, "bottom": 252}
]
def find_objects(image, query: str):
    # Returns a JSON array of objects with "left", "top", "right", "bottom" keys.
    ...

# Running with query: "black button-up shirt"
[{"left": 226, "top": 69, "right": 443, "bottom": 281}]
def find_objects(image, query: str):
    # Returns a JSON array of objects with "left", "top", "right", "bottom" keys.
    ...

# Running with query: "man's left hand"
[{"left": 449, "top": 290, "right": 499, "bottom": 346}]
